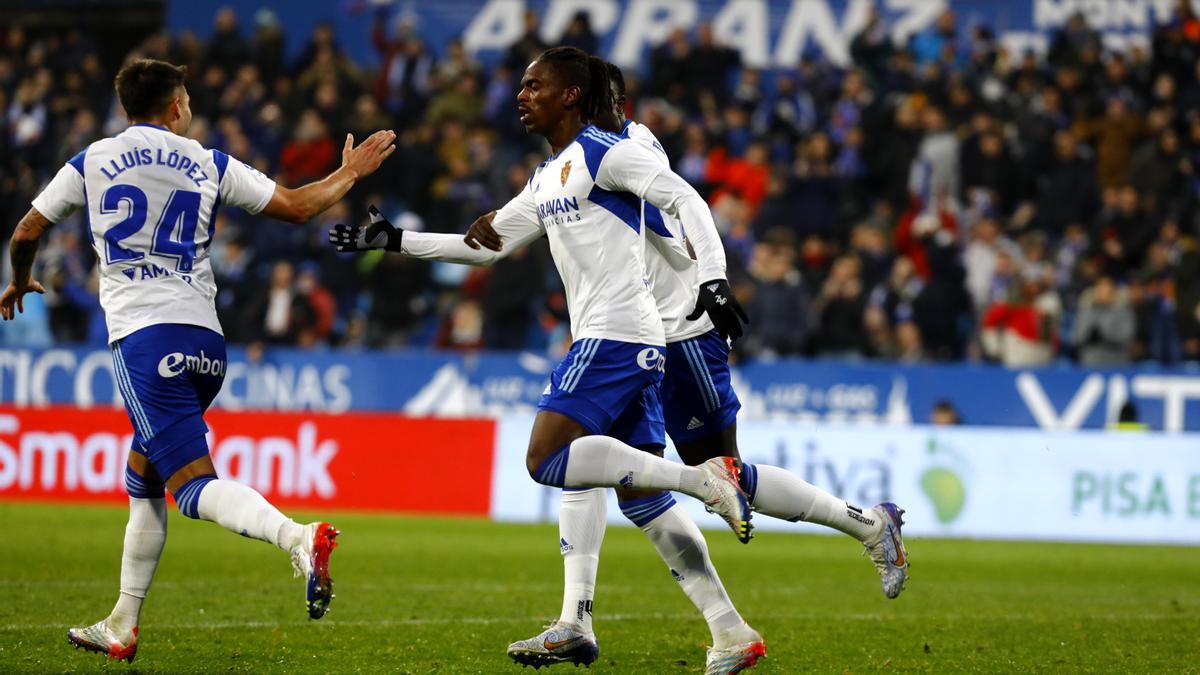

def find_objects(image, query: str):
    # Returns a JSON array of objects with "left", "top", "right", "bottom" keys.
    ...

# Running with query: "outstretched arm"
[
  {"left": 260, "top": 130, "right": 396, "bottom": 224},
  {"left": 0, "top": 207, "right": 52, "bottom": 320},
  {"left": 330, "top": 183, "right": 544, "bottom": 266}
]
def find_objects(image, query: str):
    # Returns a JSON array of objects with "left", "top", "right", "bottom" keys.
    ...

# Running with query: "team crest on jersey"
[{"left": 560, "top": 160, "right": 572, "bottom": 186}]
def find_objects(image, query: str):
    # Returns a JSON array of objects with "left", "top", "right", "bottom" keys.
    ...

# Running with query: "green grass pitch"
[{"left": 1, "top": 502, "right": 1197, "bottom": 673}]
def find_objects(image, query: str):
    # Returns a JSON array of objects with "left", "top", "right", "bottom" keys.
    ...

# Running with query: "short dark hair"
[
  {"left": 114, "top": 58, "right": 187, "bottom": 119},
  {"left": 536, "top": 46, "right": 612, "bottom": 123}
]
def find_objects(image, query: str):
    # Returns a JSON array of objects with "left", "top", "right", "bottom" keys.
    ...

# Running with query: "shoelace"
[{"left": 863, "top": 542, "right": 892, "bottom": 576}]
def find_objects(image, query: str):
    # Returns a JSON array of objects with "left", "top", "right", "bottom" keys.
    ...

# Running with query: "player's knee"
[
  {"left": 527, "top": 444, "right": 569, "bottom": 487},
  {"left": 618, "top": 491, "right": 675, "bottom": 527},
  {"left": 525, "top": 451, "right": 543, "bottom": 478},
  {"left": 171, "top": 474, "right": 216, "bottom": 519},
  {"left": 124, "top": 465, "right": 165, "bottom": 499}
]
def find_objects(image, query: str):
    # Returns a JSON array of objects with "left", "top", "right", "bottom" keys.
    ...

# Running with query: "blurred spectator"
[
  {"left": 373, "top": 13, "right": 432, "bottom": 125},
  {"left": 742, "top": 228, "right": 809, "bottom": 358},
  {"left": 689, "top": 24, "right": 741, "bottom": 105},
  {"left": 909, "top": 9, "right": 961, "bottom": 68},
  {"left": 706, "top": 141, "right": 770, "bottom": 214},
  {"left": 436, "top": 298, "right": 485, "bottom": 351},
  {"left": 1071, "top": 276, "right": 1135, "bottom": 365},
  {"left": 432, "top": 38, "right": 480, "bottom": 91},
  {"left": 1073, "top": 94, "right": 1143, "bottom": 190},
  {"left": 1048, "top": 12, "right": 1102, "bottom": 69},
  {"left": 242, "top": 261, "right": 316, "bottom": 346},
  {"left": 981, "top": 269, "right": 1061, "bottom": 367},
  {"left": 505, "top": 9, "right": 548, "bottom": 73},
  {"left": 930, "top": 399, "right": 962, "bottom": 425},
  {"left": 964, "top": 214, "right": 1016, "bottom": 314},
  {"left": 280, "top": 109, "right": 334, "bottom": 185},
  {"left": 1035, "top": 130, "right": 1099, "bottom": 238},
  {"left": 812, "top": 255, "right": 867, "bottom": 357},
  {"left": 483, "top": 240, "right": 549, "bottom": 351},
  {"left": 204, "top": 6, "right": 247, "bottom": 74},
  {"left": 250, "top": 9, "right": 285, "bottom": 82},
  {"left": 559, "top": 12, "right": 598, "bottom": 54},
  {"left": 296, "top": 263, "right": 336, "bottom": 346},
  {"left": 649, "top": 28, "right": 691, "bottom": 107}
]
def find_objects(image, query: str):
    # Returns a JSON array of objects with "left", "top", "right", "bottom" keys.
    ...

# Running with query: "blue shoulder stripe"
[
  {"left": 578, "top": 127, "right": 622, "bottom": 178},
  {"left": 68, "top": 148, "right": 87, "bottom": 177},
  {"left": 211, "top": 149, "right": 230, "bottom": 183}
]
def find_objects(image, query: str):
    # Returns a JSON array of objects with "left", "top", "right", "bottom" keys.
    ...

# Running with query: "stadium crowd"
[{"left": 2, "top": 4, "right": 1200, "bottom": 366}]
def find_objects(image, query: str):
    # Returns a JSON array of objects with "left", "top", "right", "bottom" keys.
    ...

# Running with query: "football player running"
[
  {"left": 1, "top": 59, "right": 396, "bottom": 662},
  {"left": 330, "top": 47, "right": 760, "bottom": 670},
  {"left": 462, "top": 62, "right": 910, "bottom": 674}
]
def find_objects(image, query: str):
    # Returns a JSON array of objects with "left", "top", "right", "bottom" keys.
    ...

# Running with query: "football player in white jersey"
[
  {"left": 458, "top": 63, "right": 911, "bottom": 675},
  {"left": 330, "top": 47, "right": 758, "bottom": 668},
  {"left": 0, "top": 59, "right": 396, "bottom": 662}
]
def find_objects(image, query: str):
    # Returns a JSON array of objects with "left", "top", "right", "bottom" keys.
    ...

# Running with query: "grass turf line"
[{"left": 0, "top": 502, "right": 1197, "bottom": 673}]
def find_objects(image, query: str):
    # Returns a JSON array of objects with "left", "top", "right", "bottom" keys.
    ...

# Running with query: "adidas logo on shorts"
[{"left": 687, "top": 417, "right": 705, "bottom": 430}]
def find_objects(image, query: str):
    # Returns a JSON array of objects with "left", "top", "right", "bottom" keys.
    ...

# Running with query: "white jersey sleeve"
[
  {"left": 31, "top": 161, "right": 86, "bottom": 223},
  {"left": 593, "top": 139, "right": 665, "bottom": 201},
  {"left": 217, "top": 152, "right": 276, "bottom": 214},
  {"left": 598, "top": 139, "right": 728, "bottom": 282},
  {"left": 402, "top": 182, "right": 544, "bottom": 265}
]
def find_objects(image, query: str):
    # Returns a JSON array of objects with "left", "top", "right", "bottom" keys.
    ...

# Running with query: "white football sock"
[
  {"left": 638, "top": 502, "right": 746, "bottom": 649},
  {"left": 108, "top": 497, "right": 167, "bottom": 636},
  {"left": 749, "top": 464, "right": 881, "bottom": 541},
  {"left": 557, "top": 488, "right": 607, "bottom": 633},
  {"left": 195, "top": 479, "right": 304, "bottom": 551},
  {"left": 562, "top": 436, "right": 707, "bottom": 497}
]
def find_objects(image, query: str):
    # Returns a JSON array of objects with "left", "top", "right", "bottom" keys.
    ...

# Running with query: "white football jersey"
[
  {"left": 621, "top": 120, "right": 715, "bottom": 342},
  {"left": 478, "top": 125, "right": 667, "bottom": 345},
  {"left": 32, "top": 123, "right": 276, "bottom": 343}
]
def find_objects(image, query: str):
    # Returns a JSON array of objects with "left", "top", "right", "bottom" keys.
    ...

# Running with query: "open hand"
[
  {"left": 341, "top": 130, "right": 397, "bottom": 179},
  {"left": 0, "top": 279, "right": 46, "bottom": 320},
  {"left": 464, "top": 211, "right": 501, "bottom": 251}
]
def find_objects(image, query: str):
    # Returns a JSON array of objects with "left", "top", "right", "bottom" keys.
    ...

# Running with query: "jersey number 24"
[{"left": 100, "top": 184, "right": 201, "bottom": 272}]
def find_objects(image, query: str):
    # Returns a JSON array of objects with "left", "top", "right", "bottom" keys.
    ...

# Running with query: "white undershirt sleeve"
[
  {"left": 599, "top": 140, "right": 728, "bottom": 282},
  {"left": 643, "top": 174, "right": 727, "bottom": 282},
  {"left": 401, "top": 183, "right": 544, "bottom": 266}
]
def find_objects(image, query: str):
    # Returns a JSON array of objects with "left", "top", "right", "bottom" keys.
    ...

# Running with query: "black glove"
[
  {"left": 328, "top": 204, "right": 404, "bottom": 252},
  {"left": 686, "top": 278, "right": 750, "bottom": 341}
]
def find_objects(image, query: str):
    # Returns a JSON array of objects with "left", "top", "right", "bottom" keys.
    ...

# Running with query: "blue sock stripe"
[
  {"left": 683, "top": 341, "right": 719, "bottom": 412},
  {"left": 619, "top": 492, "right": 676, "bottom": 527},
  {"left": 173, "top": 475, "right": 215, "bottom": 519},
  {"left": 740, "top": 463, "right": 759, "bottom": 502},
  {"left": 124, "top": 465, "right": 164, "bottom": 498},
  {"left": 533, "top": 445, "right": 570, "bottom": 487}
]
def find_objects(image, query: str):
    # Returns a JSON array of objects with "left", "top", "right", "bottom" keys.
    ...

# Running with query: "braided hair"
[
  {"left": 536, "top": 46, "right": 613, "bottom": 124},
  {"left": 605, "top": 61, "right": 625, "bottom": 100}
]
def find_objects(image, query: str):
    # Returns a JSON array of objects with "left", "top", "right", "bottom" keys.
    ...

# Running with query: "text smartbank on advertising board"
[
  {"left": 491, "top": 416, "right": 1200, "bottom": 545},
  {"left": 0, "top": 407, "right": 496, "bottom": 516}
]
